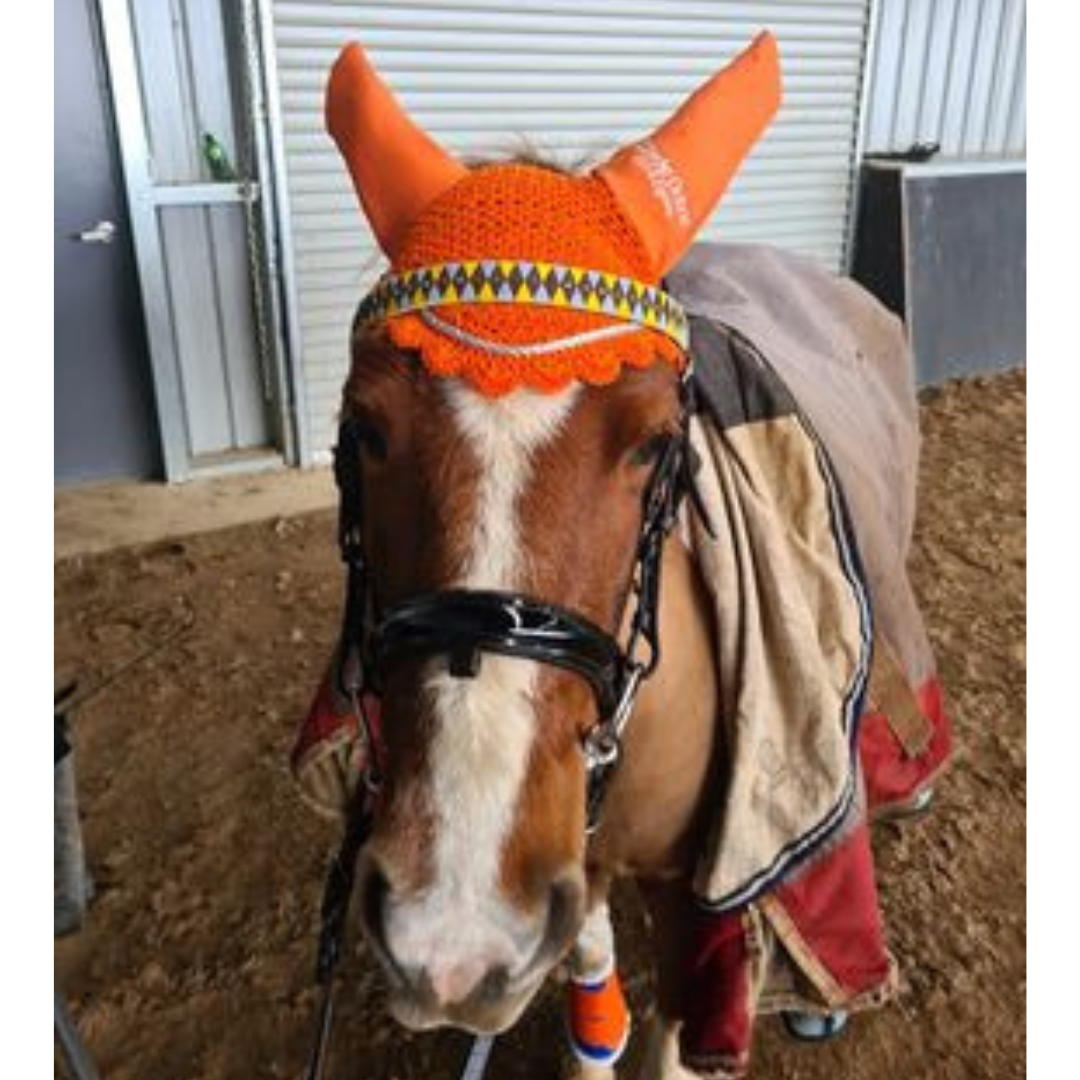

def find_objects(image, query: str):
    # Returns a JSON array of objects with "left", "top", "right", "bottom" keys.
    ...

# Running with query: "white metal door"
[
  {"left": 268, "top": 1, "right": 873, "bottom": 459},
  {"left": 100, "top": 0, "right": 291, "bottom": 479}
]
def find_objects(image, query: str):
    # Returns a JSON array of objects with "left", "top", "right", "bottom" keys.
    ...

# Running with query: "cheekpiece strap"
[{"left": 355, "top": 259, "right": 691, "bottom": 352}]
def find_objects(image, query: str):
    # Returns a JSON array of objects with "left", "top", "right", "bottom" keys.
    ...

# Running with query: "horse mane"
[{"left": 464, "top": 146, "right": 596, "bottom": 175}]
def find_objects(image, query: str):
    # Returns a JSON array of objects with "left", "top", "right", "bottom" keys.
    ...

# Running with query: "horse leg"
[
  {"left": 564, "top": 901, "right": 629, "bottom": 1080},
  {"left": 637, "top": 878, "right": 851, "bottom": 1057},
  {"left": 635, "top": 877, "right": 699, "bottom": 1080}
]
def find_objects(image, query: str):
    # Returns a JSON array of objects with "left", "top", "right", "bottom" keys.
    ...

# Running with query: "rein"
[{"left": 303, "top": 367, "right": 704, "bottom": 1080}]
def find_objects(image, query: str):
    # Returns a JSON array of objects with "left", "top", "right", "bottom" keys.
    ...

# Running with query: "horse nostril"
[
  {"left": 501, "top": 872, "right": 587, "bottom": 996},
  {"left": 360, "top": 858, "right": 389, "bottom": 924},
  {"left": 479, "top": 964, "right": 510, "bottom": 1000}
]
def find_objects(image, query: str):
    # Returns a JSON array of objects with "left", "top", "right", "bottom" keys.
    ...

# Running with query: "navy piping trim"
[{"left": 571, "top": 1038, "right": 624, "bottom": 1063}]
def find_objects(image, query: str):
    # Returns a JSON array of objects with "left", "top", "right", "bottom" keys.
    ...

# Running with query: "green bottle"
[{"left": 202, "top": 132, "right": 237, "bottom": 182}]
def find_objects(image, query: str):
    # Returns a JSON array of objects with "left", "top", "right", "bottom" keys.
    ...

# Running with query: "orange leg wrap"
[{"left": 567, "top": 970, "right": 631, "bottom": 1066}]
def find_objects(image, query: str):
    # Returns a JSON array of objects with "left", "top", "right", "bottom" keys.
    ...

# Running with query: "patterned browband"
[{"left": 355, "top": 259, "right": 691, "bottom": 352}]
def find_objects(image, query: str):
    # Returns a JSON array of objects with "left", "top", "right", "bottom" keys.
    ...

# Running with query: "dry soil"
[{"left": 55, "top": 369, "right": 1026, "bottom": 1080}]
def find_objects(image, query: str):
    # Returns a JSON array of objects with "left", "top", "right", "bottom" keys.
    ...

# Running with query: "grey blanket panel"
[
  {"left": 689, "top": 315, "right": 797, "bottom": 430},
  {"left": 669, "top": 242, "right": 935, "bottom": 686}
]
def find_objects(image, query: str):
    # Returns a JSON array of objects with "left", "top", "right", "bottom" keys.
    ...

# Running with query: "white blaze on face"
[{"left": 382, "top": 382, "right": 580, "bottom": 997}]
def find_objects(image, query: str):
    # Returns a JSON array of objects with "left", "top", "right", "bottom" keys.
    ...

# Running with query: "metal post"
[
  {"left": 55, "top": 696, "right": 101, "bottom": 1080},
  {"left": 844, "top": 0, "right": 886, "bottom": 274},
  {"left": 55, "top": 992, "right": 102, "bottom": 1080},
  {"left": 254, "top": 0, "right": 314, "bottom": 467},
  {"left": 54, "top": 713, "right": 92, "bottom": 937}
]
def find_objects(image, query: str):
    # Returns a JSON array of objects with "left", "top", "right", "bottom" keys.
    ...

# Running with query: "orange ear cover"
[
  {"left": 595, "top": 31, "right": 782, "bottom": 277},
  {"left": 325, "top": 43, "right": 468, "bottom": 258}
]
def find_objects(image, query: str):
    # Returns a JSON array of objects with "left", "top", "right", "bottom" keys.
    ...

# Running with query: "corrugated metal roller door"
[
  {"left": 864, "top": 0, "right": 1025, "bottom": 158},
  {"left": 271, "top": 0, "right": 872, "bottom": 457}
]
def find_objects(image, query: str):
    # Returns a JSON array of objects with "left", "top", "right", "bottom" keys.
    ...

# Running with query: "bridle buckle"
[{"left": 584, "top": 728, "right": 620, "bottom": 771}]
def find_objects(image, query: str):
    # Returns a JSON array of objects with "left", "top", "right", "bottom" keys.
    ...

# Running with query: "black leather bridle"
[
  {"left": 337, "top": 369, "right": 702, "bottom": 826},
  {"left": 304, "top": 369, "right": 705, "bottom": 1080}
]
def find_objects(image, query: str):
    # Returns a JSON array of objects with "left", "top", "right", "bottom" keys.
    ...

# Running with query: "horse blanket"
[
  {"left": 290, "top": 242, "right": 951, "bottom": 1079},
  {"left": 668, "top": 242, "right": 950, "bottom": 1077}
]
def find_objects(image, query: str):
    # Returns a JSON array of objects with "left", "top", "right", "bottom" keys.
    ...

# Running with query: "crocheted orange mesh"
[{"left": 381, "top": 164, "right": 687, "bottom": 396}]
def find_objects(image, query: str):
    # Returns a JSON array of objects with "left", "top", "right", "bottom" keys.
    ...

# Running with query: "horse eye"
[
  {"left": 353, "top": 419, "right": 388, "bottom": 462},
  {"left": 629, "top": 432, "right": 672, "bottom": 468},
  {"left": 362, "top": 426, "right": 388, "bottom": 462}
]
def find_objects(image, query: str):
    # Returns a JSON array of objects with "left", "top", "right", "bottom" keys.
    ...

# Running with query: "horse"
[
  {"left": 293, "top": 33, "right": 950, "bottom": 1080},
  {"left": 339, "top": 331, "right": 718, "bottom": 1075}
]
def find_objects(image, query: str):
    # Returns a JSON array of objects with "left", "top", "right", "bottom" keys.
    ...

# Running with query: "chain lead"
[{"left": 234, "top": 0, "right": 276, "bottom": 403}]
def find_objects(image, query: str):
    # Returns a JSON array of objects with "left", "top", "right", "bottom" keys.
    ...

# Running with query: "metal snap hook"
[{"left": 583, "top": 725, "right": 621, "bottom": 770}]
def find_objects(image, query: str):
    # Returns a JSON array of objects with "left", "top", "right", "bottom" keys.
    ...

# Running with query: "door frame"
[
  {"left": 96, "top": 0, "right": 303, "bottom": 480},
  {"left": 254, "top": 0, "right": 313, "bottom": 468}
]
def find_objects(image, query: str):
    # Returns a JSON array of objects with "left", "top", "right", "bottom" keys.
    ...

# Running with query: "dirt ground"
[
  {"left": 54, "top": 466, "right": 335, "bottom": 561},
  {"left": 55, "top": 370, "right": 1025, "bottom": 1080}
]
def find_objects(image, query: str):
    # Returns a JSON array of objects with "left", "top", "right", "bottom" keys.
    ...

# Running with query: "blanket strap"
[{"left": 866, "top": 636, "right": 934, "bottom": 758}]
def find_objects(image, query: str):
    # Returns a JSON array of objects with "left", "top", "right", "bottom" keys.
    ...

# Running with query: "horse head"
[{"left": 325, "top": 36, "right": 780, "bottom": 1033}]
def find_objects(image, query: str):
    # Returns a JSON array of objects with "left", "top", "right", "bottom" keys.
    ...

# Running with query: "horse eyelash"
[
  {"left": 629, "top": 431, "right": 674, "bottom": 467},
  {"left": 359, "top": 421, "right": 389, "bottom": 462},
  {"left": 345, "top": 409, "right": 389, "bottom": 462}
]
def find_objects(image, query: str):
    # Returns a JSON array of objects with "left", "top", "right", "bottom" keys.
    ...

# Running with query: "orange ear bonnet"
[{"left": 326, "top": 35, "right": 781, "bottom": 397}]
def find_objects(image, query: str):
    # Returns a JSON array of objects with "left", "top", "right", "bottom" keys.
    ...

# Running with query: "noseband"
[{"left": 304, "top": 368, "right": 705, "bottom": 1080}]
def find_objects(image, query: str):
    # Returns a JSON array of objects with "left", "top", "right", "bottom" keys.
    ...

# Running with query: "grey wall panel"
[
  {"left": 864, "top": 0, "right": 1026, "bottom": 158},
  {"left": 1005, "top": 28, "right": 1025, "bottom": 153},
  {"left": 184, "top": 0, "right": 243, "bottom": 157},
  {"left": 208, "top": 206, "right": 271, "bottom": 449},
  {"left": 129, "top": 0, "right": 199, "bottom": 181},
  {"left": 159, "top": 206, "right": 232, "bottom": 455},
  {"left": 130, "top": 0, "right": 242, "bottom": 182},
  {"left": 988, "top": 2, "right": 1025, "bottom": 151},
  {"left": 904, "top": 167, "right": 1026, "bottom": 382},
  {"left": 157, "top": 203, "right": 271, "bottom": 456},
  {"left": 270, "top": 0, "right": 873, "bottom": 457},
  {"left": 55, "top": 0, "right": 161, "bottom": 484}
]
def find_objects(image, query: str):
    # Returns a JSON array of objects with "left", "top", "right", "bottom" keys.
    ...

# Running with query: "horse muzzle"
[{"left": 356, "top": 853, "right": 586, "bottom": 1033}]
